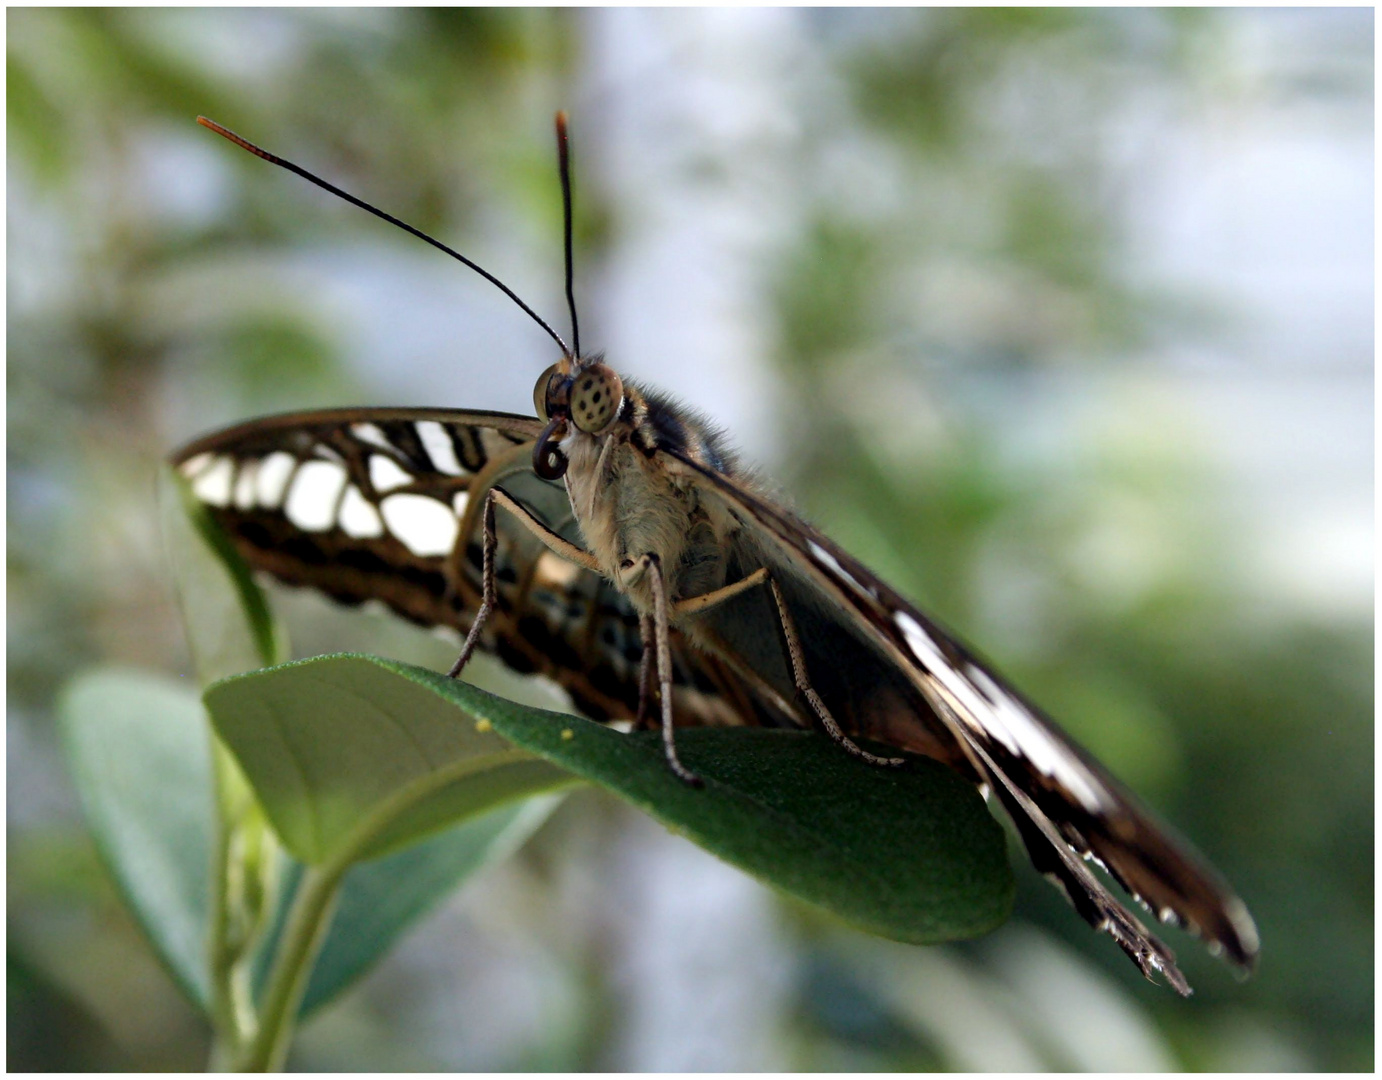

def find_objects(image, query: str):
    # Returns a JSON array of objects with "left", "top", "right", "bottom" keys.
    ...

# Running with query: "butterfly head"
[{"left": 532, "top": 356, "right": 626, "bottom": 479}]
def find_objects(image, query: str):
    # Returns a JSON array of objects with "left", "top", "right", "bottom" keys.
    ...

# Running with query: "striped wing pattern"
[
  {"left": 172, "top": 405, "right": 1258, "bottom": 994},
  {"left": 167, "top": 114, "right": 1257, "bottom": 999},
  {"left": 666, "top": 448, "right": 1260, "bottom": 994},
  {"left": 172, "top": 408, "right": 770, "bottom": 728}
]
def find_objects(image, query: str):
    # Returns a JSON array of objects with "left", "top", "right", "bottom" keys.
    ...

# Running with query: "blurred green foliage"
[{"left": 8, "top": 7, "right": 1371, "bottom": 1071}]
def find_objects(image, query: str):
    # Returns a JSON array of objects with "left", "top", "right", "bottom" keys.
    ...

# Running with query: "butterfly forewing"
[
  {"left": 177, "top": 408, "right": 530, "bottom": 622},
  {"left": 661, "top": 443, "right": 1259, "bottom": 989}
]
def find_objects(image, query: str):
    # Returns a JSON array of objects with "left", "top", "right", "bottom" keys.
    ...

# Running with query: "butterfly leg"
[
  {"left": 643, "top": 553, "right": 703, "bottom": 786},
  {"left": 672, "top": 567, "right": 770, "bottom": 615},
  {"left": 636, "top": 569, "right": 772, "bottom": 730},
  {"left": 673, "top": 569, "right": 904, "bottom": 767},
  {"left": 767, "top": 577, "right": 906, "bottom": 768},
  {"left": 643, "top": 568, "right": 772, "bottom": 733},
  {"left": 447, "top": 487, "right": 600, "bottom": 679},
  {"left": 635, "top": 612, "right": 656, "bottom": 730}
]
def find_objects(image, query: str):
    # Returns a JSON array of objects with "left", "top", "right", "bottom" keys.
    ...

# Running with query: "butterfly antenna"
[
  {"left": 555, "top": 111, "right": 580, "bottom": 360},
  {"left": 197, "top": 116, "right": 571, "bottom": 358}
]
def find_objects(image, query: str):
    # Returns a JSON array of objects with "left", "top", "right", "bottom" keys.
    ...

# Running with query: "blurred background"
[{"left": 7, "top": 8, "right": 1372, "bottom": 1071}]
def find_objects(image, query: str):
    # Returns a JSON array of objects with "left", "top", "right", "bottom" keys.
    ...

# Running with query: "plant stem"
[
  {"left": 207, "top": 746, "right": 258, "bottom": 1069},
  {"left": 207, "top": 822, "right": 244, "bottom": 1070},
  {"left": 237, "top": 864, "right": 345, "bottom": 1072}
]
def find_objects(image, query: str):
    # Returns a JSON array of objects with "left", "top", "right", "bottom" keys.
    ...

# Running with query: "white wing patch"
[
  {"left": 964, "top": 662, "right": 1108, "bottom": 813},
  {"left": 894, "top": 611, "right": 1106, "bottom": 813},
  {"left": 255, "top": 452, "right": 297, "bottom": 508},
  {"left": 380, "top": 493, "right": 458, "bottom": 556},
  {"left": 369, "top": 454, "right": 413, "bottom": 493},
  {"left": 338, "top": 485, "right": 385, "bottom": 538},
  {"left": 284, "top": 460, "right": 348, "bottom": 532},
  {"left": 416, "top": 420, "right": 465, "bottom": 476},
  {"left": 180, "top": 451, "right": 213, "bottom": 477},
  {"left": 233, "top": 458, "right": 259, "bottom": 510},
  {"left": 351, "top": 422, "right": 394, "bottom": 451},
  {"left": 808, "top": 540, "right": 874, "bottom": 598},
  {"left": 190, "top": 455, "right": 234, "bottom": 507},
  {"left": 452, "top": 491, "right": 470, "bottom": 518}
]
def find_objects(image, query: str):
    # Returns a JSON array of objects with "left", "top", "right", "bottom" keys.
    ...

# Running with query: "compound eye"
[
  {"left": 570, "top": 364, "right": 624, "bottom": 434},
  {"left": 532, "top": 364, "right": 563, "bottom": 421}
]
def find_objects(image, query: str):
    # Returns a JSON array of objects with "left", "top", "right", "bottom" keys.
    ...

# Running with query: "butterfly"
[{"left": 173, "top": 114, "right": 1259, "bottom": 996}]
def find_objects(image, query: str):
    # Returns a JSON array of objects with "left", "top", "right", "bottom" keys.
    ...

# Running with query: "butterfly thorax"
[{"left": 561, "top": 382, "right": 735, "bottom": 612}]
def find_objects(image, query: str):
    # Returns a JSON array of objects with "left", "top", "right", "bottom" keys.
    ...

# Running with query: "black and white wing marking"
[
  {"left": 171, "top": 407, "right": 766, "bottom": 728},
  {"left": 174, "top": 407, "right": 539, "bottom": 630},
  {"left": 665, "top": 446, "right": 1260, "bottom": 994}
]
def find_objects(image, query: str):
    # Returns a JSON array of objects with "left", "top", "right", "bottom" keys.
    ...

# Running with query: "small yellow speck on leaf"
[
  {"left": 561, "top": 728, "right": 574, "bottom": 740},
  {"left": 474, "top": 718, "right": 493, "bottom": 734}
]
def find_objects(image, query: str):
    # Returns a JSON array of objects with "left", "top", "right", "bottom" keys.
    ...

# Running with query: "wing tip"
[{"left": 1211, "top": 894, "right": 1261, "bottom": 975}]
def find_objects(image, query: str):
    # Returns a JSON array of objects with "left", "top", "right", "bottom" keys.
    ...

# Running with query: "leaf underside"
[
  {"left": 258, "top": 795, "right": 563, "bottom": 1016},
  {"left": 58, "top": 668, "right": 217, "bottom": 1010},
  {"left": 59, "top": 665, "right": 562, "bottom": 1020}
]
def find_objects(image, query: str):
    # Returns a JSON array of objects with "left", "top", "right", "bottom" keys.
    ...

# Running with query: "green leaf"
[
  {"left": 254, "top": 795, "right": 561, "bottom": 1017},
  {"left": 425, "top": 663, "right": 1015, "bottom": 944},
  {"left": 57, "top": 667, "right": 216, "bottom": 1010},
  {"left": 205, "top": 657, "right": 578, "bottom": 868},
  {"left": 216, "top": 655, "right": 1015, "bottom": 944}
]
